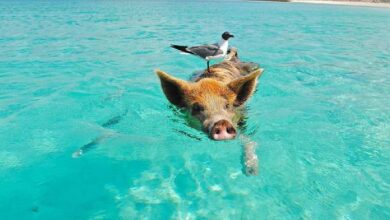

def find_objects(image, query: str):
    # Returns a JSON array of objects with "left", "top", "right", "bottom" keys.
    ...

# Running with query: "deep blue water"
[{"left": 0, "top": 0, "right": 389, "bottom": 219}]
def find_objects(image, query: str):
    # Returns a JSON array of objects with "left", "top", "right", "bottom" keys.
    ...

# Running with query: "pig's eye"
[
  {"left": 192, "top": 103, "right": 204, "bottom": 114},
  {"left": 225, "top": 104, "right": 230, "bottom": 109}
]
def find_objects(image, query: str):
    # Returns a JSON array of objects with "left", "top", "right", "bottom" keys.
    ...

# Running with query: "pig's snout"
[{"left": 210, "top": 119, "right": 236, "bottom": 140}]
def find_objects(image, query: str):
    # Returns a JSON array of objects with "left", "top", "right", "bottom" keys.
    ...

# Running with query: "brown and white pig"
[{"left": 156, "top": 50, "right": 264, "bottom": 140}]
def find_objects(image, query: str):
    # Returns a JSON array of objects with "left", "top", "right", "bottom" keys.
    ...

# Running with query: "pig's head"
[{"left": 156, "top": 69, "right": 263, "bottom": 140}]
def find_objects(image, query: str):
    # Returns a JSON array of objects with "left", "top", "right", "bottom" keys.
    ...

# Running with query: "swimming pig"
[{"left": 156, "top": 48, "right": 264, "bottom": 140}]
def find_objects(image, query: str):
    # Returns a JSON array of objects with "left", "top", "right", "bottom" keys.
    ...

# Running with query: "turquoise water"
[{"left": 1, "top": 0, "right": 390, "bottom": 219}]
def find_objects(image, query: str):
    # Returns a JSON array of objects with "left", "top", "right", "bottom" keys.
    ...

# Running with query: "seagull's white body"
[{"left": 205, "top": 39, "right": 229, "bottom": 60}]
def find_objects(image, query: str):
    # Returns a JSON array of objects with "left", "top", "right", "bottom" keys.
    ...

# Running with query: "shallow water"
[{"left": 1, "top": 0, "right": 390, "bottom": 219}]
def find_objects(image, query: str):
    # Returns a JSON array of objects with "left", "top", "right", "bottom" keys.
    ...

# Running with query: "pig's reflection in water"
[{"left": 72, "top": 111, "right": 128, "bottom": 158}]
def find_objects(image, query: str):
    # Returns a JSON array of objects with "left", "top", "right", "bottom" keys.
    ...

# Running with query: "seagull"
[{"left": 171, "top": 31, "right": 234, "bottom": 72}]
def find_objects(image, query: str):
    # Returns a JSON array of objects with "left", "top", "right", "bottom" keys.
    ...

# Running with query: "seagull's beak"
[{"left": 229, "top": 34, "right": 234, "bottom": 38}]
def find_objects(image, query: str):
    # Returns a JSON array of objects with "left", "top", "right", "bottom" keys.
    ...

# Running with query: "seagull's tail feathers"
[{"left": 171, "top": 45, "right": 193, "bottom": 54}]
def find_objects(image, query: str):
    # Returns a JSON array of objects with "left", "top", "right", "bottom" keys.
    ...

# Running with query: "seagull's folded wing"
[{"left": 188, "top": 44, "right": 223, "bottom": 58}]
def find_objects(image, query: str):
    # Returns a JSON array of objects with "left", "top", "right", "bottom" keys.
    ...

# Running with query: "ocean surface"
[{"left": 1, "top": 0, "right": 389, "bottom": 219}]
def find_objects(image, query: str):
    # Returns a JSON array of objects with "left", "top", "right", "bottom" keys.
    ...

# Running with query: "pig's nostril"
[
  {"left": 210, "top": 120, "right": 236, "bottom": 140},
  {"left": 227, "top": 127, "right": 236, "bottom": 134}
]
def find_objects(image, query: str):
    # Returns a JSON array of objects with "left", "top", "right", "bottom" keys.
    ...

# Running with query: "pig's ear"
[
  {"left": 228, "top": 69, "right": 264, "bottom": 106},
  {"left": 155, "top": 69, "right": 189, "bottom": 107}
]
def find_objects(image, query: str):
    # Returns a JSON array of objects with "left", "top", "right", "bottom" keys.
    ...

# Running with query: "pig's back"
[
  {"left": 192, "top": 61, "right": 244, "bottom": 84},
  {"left": 192, "top": 60, "right": 260, "bottom": 84}
]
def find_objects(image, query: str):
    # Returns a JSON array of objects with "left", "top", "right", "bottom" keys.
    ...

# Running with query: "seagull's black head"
[{"left": 222, "top": 31, "right": 234, "bottom": 40}]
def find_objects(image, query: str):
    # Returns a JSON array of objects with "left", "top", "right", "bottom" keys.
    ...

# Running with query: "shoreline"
[{"left": 248, "top": 0, "right": 390, "bottom": 8}]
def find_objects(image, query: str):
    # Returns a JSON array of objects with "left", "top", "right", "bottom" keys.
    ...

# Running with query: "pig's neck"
[{"left": 218, "top": 39, "right": 229, "bottom": 55}]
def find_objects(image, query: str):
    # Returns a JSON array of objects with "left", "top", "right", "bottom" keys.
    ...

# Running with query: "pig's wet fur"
[{"left": 156, "top": 47, "right": 264, "bottom": 140}]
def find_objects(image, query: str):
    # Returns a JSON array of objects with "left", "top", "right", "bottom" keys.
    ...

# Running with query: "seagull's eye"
[{"left": 192, "top": 103, "right": 204, "bottom": 114}]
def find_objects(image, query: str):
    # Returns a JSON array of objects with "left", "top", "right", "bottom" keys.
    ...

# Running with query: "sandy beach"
[{"left": 249, "top": 0, "right": 390, "bottom": 8}]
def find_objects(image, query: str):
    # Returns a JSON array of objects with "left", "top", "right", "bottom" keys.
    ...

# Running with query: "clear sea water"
[{"left": 1, "top": 0, "right": 389, "bottom": 219}]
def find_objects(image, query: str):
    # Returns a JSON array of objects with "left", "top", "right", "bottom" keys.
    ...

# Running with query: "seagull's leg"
[{"left": 207, "top": 60, "right": 210, "bottom": 73}]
